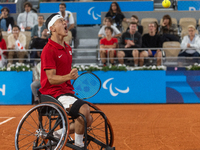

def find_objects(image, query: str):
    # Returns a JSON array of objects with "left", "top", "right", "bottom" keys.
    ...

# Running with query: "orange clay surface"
[{"left": 1, "top": 104, "right": 200, "bottom": 150}]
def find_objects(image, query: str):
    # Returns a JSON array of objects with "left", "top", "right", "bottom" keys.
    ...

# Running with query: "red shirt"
[
  {"left": 39, "top": 38, "right": 74, "bottom": 98},
  {"left": 0, "top": 39, "right": 7, "bottom": 60},
  {"left": 100, "top": 37, "right": 118, "bottom": 46}
]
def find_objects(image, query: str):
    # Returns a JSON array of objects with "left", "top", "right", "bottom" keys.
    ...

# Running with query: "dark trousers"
[{"left": 178, "top": 51, "right": 200, "bottom": 64}]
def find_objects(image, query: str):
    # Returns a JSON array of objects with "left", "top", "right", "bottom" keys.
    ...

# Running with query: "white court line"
[{"left": 0, "top": 117, "right": 15, "bottom": 125}]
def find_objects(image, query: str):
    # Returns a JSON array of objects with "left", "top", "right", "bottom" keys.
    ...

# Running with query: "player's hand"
[
  {"left": 187, "top": 43, "right": 190, "bottom": 48},
  {"left": 70, "top": 68, "right": 79, "bottom": 80}
]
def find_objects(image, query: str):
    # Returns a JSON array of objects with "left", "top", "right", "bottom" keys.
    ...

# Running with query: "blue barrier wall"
[
  {"left": 178, "top": 0, "right": 200, "bottom": 11},
  {"left": 1, "top": 71, "right": 200, "bottom": 105},
  {"left": 40, "top": 1, "right": 154, "bottom": 25},
  {"left": 0, "top": 4, "right": 16, "bottom": 13},
  {"left": 0, "top": 71, "right": 32, "bottom": 105}
]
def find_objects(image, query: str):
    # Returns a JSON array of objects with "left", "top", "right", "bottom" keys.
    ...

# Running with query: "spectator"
[
  {"left": 104, "top": 2, "right": 128, "bottom": 30},
  {"left": 0, "top": 7, "right": 14, "bottom": 31},
  {"left": 100, "top": 26, "right": 118, "bottom": 66},
  {"left": 159, "top": 14, "right": 179, "bottom": 43},
  {"left": 17, "top": 2, "right": 38, "bottom": 31},
  {"left": 118, "top": 22, "right": 142, "bottom": 66},
  {"left": 178, "top": 25, "right": 200, "bottom": 62},
  {"left": 58, "top": 3, "right": 76, "bottom": 41},
  {"left": 140, "top": 22, "right": 162, "bottom": 66},
  {"left": 31, "top": 61, "right": 41, "bottom": 104},
  {"left": 0, "top": 29, "right": 7, "bottom": 67},
  {"left": 29, "top": 28, "right": 48, "bottom": 65},
  {"left": 31, "top": 15, "right": 46, "bottom": 38},
  {"left": 98, "top": 17, "right": 121, "bottom": 38},
  {"left": 7, "top": 25, "right": 26, "bottom": 65},
  {"left": 126, "top": 15, "right": 143, "bottom": 35}
]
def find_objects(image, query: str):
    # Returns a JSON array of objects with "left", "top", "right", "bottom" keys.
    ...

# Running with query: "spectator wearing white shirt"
[
  {"left": 179, "top": 25, "right": 200, "bottom": 57},
  {"left": 17, "top": 2, "right": 38, "bottom": 31},
  {"left": 98, "top": 17, "right": 121, "bottom": 38},
  {"left": 58, "top": 3, "right": 76, "bottom": 40},
  {"left": 178, "top": 25, "right": 200, "bottom": 64}
]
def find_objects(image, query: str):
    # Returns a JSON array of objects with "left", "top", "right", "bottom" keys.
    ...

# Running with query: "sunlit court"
[{"left": 1, "top": 0, "right": 200, "bottom": 149}]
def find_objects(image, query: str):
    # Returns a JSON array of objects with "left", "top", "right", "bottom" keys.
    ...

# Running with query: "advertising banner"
[
  {"left": 178, "top": 1, "right": 200, "bottom": 11},
  {"left": 0, "top": 71, "right": 32, "bottom": 105},
  {"left": 0, "top": 3, "right": 16, "bottom": 13},
  {"left": 40, "top": 1, "right": 154, "bottom": 25}
]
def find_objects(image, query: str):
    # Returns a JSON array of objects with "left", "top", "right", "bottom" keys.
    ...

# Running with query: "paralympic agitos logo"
[{"left": 103, "top": 78, "right": 129, "bottom": 96}]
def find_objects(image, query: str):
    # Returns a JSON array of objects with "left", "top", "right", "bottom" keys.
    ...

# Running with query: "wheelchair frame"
[{"left": 15, "top": 94, "right": 115, "bottom": 150}]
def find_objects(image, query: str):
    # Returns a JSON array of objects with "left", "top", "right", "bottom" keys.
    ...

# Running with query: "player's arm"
[
  {"left": 45, "top": 68, "right": 78, "bottom": 85},
  {"left": 104, "top": 43, "right": 117, "bottom": 49},
  {"left": 68, "top": 23, "right": 74, "bottom": 30}
]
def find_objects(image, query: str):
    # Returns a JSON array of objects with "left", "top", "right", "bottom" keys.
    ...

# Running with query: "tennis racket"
[{"left": 72, "top": 72, "right": 101, "bottom": 100}]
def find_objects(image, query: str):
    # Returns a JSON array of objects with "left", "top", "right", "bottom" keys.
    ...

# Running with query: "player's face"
[
  {"left": 1, "top": 9, "right": 8, "bottom": 17},
  {"left": 131, "top": 17, "right": 138, "bottom": 23},
  {"left": 163, "top": 19, "right": 169, "bottom": 25},
  {"left": 111, "top": 3, "right": 117, "bottom": 11},
  {"left": 148, "top": 24, "right": 156, "bottom": 33},
  {"left": 24, "top": 5, "right": 31, "bottom": 12},
  {"left": 105, "top": 28, "right": 111, "bottom": 36},
  {"left": 12, "top": 27, "right": 20, "bottom": 35},
  {"left": 59, "top": 5, "right": 66, "bottom": 13},
  {"left": 188, "top": 27, "right": 195, "bottom": 37},
  {"left": 129, "top": 24, "right": 137, "bottom": 33},
  {"left": 38, "top": 16, "right": 44, "bottom": 24},
  {"left": 53, "top": 18, "right": 68, "bottom": 37},
  {"left": 105, "top": 19, "right": 111, "bottom": 26}
]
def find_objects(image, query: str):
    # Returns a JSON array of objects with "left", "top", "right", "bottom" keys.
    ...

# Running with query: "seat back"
[
  {"left": 179, "top": 18, "right": 196, "bottom": 31},
  {"left": 2, "top": 31, "right": 11, "bottom": 47},
  {"left": 162, "top": 41, "right": 181, "bottom": 57},
  {"left": 22, "top": 31, "right": 31, "bottom": 49},
  {"left": 141, "top": 18, "right": 158, "bottom": 35}
]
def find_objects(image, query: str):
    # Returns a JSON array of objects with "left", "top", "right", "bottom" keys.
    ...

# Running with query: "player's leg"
[
  {"left": 117, "top": 50, "right": 125, "bottom": 64},
  {"left": 58, "top": 95, "right": 92, "bottom": 147},
  {"left": 100, "top": 49, "right": 107, "bottom": 64},
  {"left": 109, "top": 49, "right": 115, "bottom": 64},
  {"left": 139, "top": 51, "right": 148, "bottom": 66},
  {"left": 132, "top": 49, "right": 139, "bottom": 66},
  {"left": 154, "top": 49, "right": 162, "bottom": 66},
  {"left": 74, "top": 103, "right": 93, "bottom": 147}
]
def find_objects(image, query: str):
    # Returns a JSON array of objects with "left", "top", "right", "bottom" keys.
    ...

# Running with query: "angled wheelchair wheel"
[
  {"left": 15, "top": 103, "right": 69, "bottom": 150},
  {"left": 86, "top": 102, "right": 114, "bottom": 150}
]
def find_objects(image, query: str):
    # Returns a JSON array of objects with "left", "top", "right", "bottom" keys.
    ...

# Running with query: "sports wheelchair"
[{"left": 15, "top": 94, "right": 115, "bottom": 150}]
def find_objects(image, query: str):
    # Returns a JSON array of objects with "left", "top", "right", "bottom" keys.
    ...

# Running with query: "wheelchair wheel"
[
  {"left": 15, "top": 103, "right": 69, "bottom": 150},
  {"left": 86, "top": 102, "right": 114, "bottom": 149}
]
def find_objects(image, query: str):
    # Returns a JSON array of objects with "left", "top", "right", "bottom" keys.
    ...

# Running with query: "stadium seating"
[
  {"left": 162, "top": 41, "right": 180, "bottom": 57},
  {"left": 141, "top": 18, "right": 158, "bottom": 35},
  {"left": 179, "top": 18, "right": 196, "bottom": 31}
]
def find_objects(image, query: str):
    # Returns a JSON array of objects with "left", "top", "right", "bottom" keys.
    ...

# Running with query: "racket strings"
[{"left": 73, "top": 73, "right": 101, "bottom": 99}]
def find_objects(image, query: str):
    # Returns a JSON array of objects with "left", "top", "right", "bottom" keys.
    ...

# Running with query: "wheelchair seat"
[{"left": 39, "top": 94, "right": 65, "bottom": 109}]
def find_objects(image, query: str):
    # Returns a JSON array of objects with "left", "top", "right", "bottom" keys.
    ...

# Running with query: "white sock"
[
  {"left": 75, "top": 133, "right": 84, "bottom": 147},
  {"left": 53, "top": 128, "right": 63, "bottom": 139}
]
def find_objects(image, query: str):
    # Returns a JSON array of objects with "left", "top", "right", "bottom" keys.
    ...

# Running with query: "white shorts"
[{"left": 57, "top": 95, "right": 78, "bottom": 109}]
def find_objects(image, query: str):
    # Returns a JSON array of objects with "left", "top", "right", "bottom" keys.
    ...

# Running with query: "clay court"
[{"left": 1, "top": 104, "right": 200, "bottom": 150}]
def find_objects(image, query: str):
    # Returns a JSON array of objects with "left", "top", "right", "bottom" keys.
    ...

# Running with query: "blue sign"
[
  {"left": 1, "top": 70, "right": 200, "bottom": 105},
  {"left": 178, "top": 1, "right": 200, "bottom": 11},
  {"left": 85, "top": 71, "right": 166, "bottom": 104},
  {"left": 0, "top": 4, "right": 16, "bottom": 13},
  {"left": 0, "top": 71, "right": 32, "bottom": 105},
  {"left": 40, "top": 1, "right": 154, "bottom": 25}
]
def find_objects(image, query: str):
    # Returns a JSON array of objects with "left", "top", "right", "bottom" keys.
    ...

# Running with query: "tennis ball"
[{"left": 162, "top": 0, "right": 171, "bottom": 8}]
